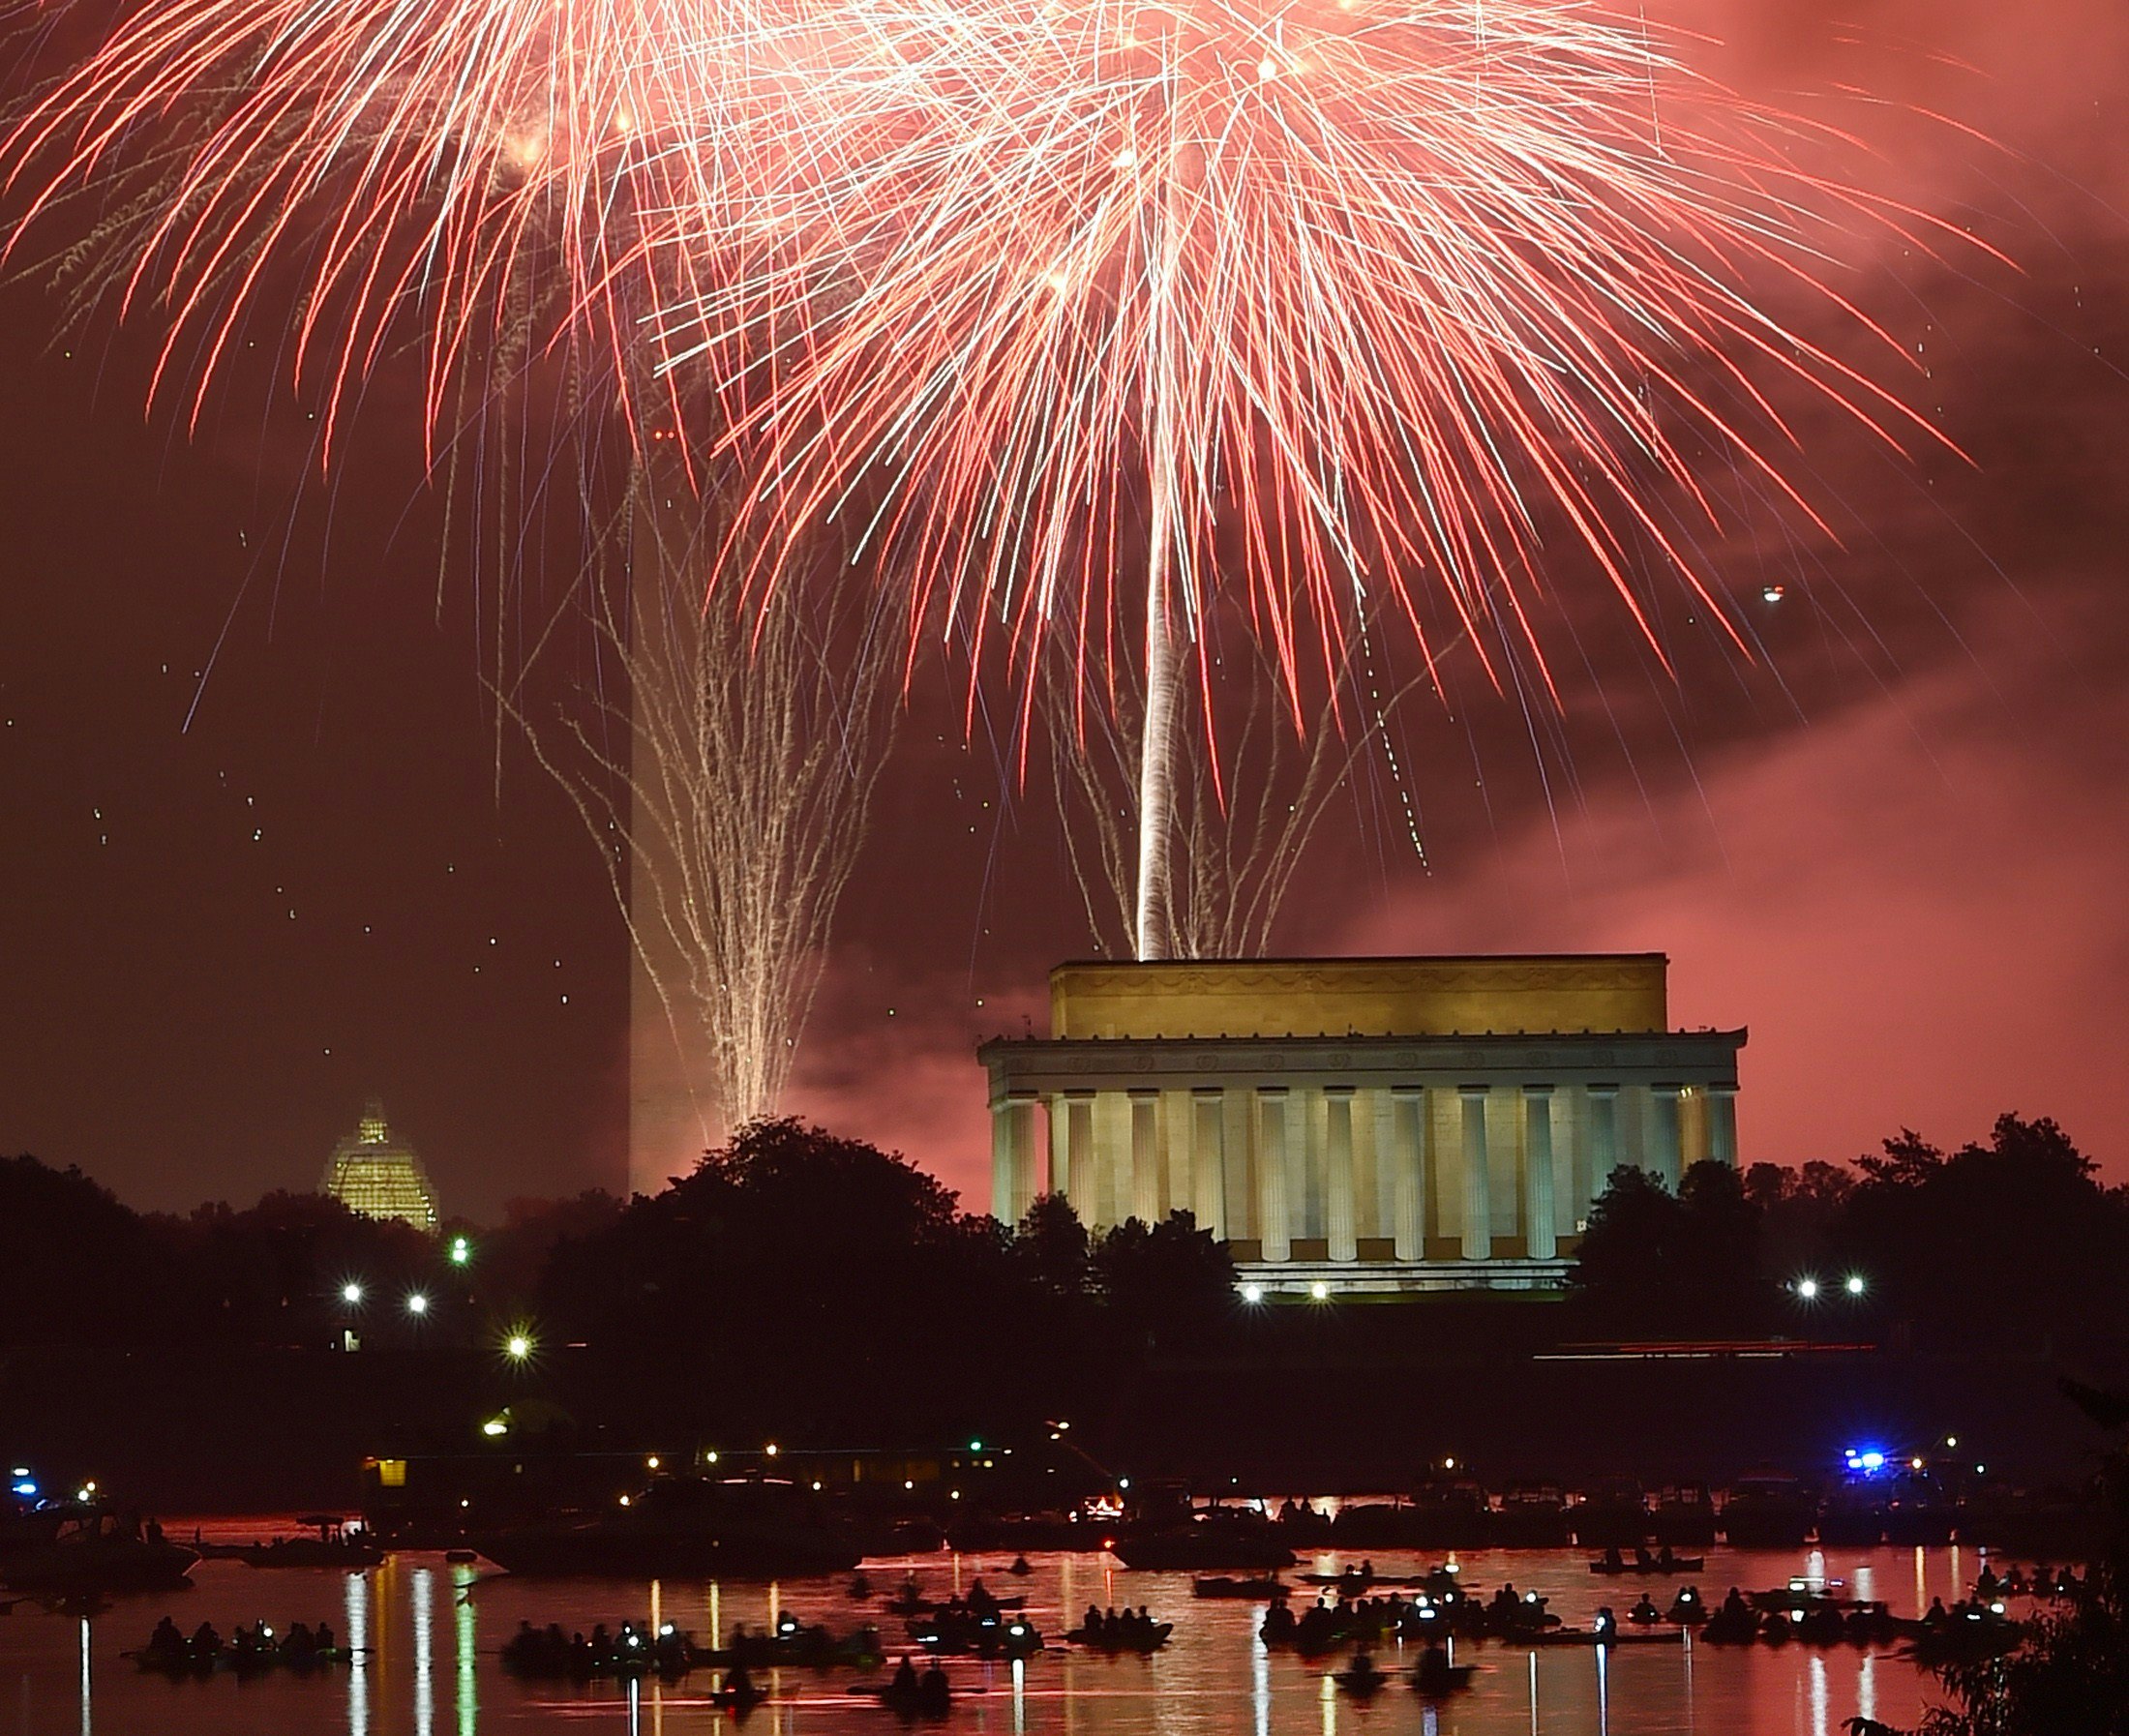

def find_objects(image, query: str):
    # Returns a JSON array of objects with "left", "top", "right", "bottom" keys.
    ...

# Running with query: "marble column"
[
  {"left": 1162, "top": 1090, "right": 1192, "bottom": 1219},
  {"left": 991, "top": 1092, "right": 1038, "bottom": 1225},
  {"left": 1648, "top": 1084, "right": 1684, "bottom": 1190},
  {"left": 1707, "top": 1083, "right": 1739, "bottom": 1168},
  {"left": 1324, "top": 1088, "right": 1358, "bottom": 1263},
  {"left": 1222, "top": 1089, "right": 1254, "bottom": 1242},
  {"left": 1522, "top": 1085, "right": 1558, "bottom": 1261},
  {"left": 1587, "top": 1084, "right": 1620, "bottom": 1198},
  {"left": 1291, "top": 1091, "right": 1318, "bottom": 1242},
  {"left": 1190, "top": 1089, "right": 1226, "bottom": 1239},
  {"left": 1458, "top": 1085, "right": 1492, "bottom": 1261},
  {"left": 1388, "top": 1088, "right": 1425, "bottom": 1261},
  {"left": 1094, "top": 1090, "right": 1130, "bottom": 1228},
  {"left": 1128, "top": 1090, "right": 1161, "bottom": 1223},
  {"left": 1057, "top": 1092, "right": 1094, "bottom": 1206},
  {"left": 1256, "top": 1088, "right": 1292, "bottom": 1262}
]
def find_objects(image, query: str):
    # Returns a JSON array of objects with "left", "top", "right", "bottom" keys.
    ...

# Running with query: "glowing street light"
[
  {"left": 341, "top": 1282, "right": 364, "bottom": 1304},
  {"left": 405, "top": 1292, "right": 430, "bottom": 1316},
  {"left": 449, "top": 1236, "right": 471, "bottom": 1267},
  {"left": 504, "top": 1332, "right": 532, "bottom": 1362},
  {"left": 1240, "top": 1283, "right": 1264, "bottom": 1304},
  {"left": 1844, "top": 1274, "right": 1867, "bottom": 1297},
  {"left": 1794, "top": 1276, "right": 1820, "bottom": 1301}
]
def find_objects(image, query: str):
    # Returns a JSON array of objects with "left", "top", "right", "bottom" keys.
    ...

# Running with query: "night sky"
[{"left": 2, "top": 1, "right": 2125, "bottom": 1219}]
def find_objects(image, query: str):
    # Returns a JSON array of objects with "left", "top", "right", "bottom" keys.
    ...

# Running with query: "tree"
[
  {"left": 1570, "top": 1162, "right": 1767, "bottom": 1333},
  {"left": 1841, "top": 1115, "right": 2129, "bottom": 1353},
  {"left": 1917, "top": 1382, "right": 2129, "bottom": 1736},
  {"left": 1091, "top": 1212, "right": 1236, "bottom": 1347},
  {"left": 1015, "top": 1194, "right": 1093, "bottom": 1299}
]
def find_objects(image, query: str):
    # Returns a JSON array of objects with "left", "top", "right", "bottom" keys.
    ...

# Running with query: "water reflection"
[
  {"left": 411, "top": 1564, "right": 435, "bottom": 1736},
  {"left": 0, "top": 1542, "right": 1988, "bottom": 1733},
  {"left": 454, "top": 1562, "right": 479, "bottom": 1736},
  {"left": 345, "top": 1567, "right": 369, "bottom": 1736}
]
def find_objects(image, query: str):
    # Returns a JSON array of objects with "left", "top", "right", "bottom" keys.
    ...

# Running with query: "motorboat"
[{"left": 472, "top": 1476, "right": 858, "bottom": 1578}]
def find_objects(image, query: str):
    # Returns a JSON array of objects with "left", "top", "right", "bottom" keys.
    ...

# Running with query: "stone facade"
[{"left": 979, "top": 955, "right": 1743, "bottom": 1295}]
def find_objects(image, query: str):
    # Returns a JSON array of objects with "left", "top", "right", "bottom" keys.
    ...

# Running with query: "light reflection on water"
[{"left": 0, "top": 1543, "right": 1987, "bottom": 1734}]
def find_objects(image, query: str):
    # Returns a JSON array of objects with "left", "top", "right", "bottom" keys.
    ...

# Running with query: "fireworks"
[
  {"left": 4, "top": 0, "right": 1984, "bottom": 966},
  {"left": 644, "top": 0, "right": 1978, "bottom": 953}
]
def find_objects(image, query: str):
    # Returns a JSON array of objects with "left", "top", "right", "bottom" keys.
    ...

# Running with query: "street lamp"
[
  {"left": 1794, "top": 1276, "right": 1820, "bottom": 1301},
  {"left": 341, "top": 1282, "right": 364, "bottom": 1304},
  {"left": 405, "top": 1292, "right": 430, "bottom": 1316},
  {"left": 1844, "top": 1274, "right": 1867, "bottom": 1297},
  {"left": 449, "top": 1236, "right": 471, "bottom": 1268},
  {"left": 504, "top": 1332, "right": 532, "bottom": 1362}
]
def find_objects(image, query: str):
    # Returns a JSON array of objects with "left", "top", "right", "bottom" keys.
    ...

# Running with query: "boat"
[
  {"left": 0, "top": 1512, "right": 195, "bottom": 1597},
  {"left": 1331, "top": 1654, "right": 1391, "bottom": 1697},
  {"left": 1567, "top": 1480, "right": 1650, "bottom": 1549},
  {"left": 1651, "top": 1482, "right": 1719, "bottom": 1548},
  {"left": 1111, "top": 1512, "right": 1294, "bottom": 1571},
  {"left": 855, "top": 1661, "right": 954, "bottom": 1717},
  {"left": 1588, "top": 1551, "right": 1703, "bottom": 1576},
  {"left": 471, "top": 1476, "right": 858, "bottom": 1579},
  {"left": 1193, "top": 1575, "right": 1288, "bottom": 1600},
  {"left": 1065, "top": 1618, "right": 1171, "bottom": 1654},
  {"left": 229, "top": 1517, "right": 385, "bottom": 1570},
  {"left": 1719, "top": 1474, "right": 1816, "bottom": 1549},
  {"left": 1491, "top": 1484, "right": 1572, "bottom": 1548},
  {"left": 1409, "top": 1648, "right": 1476, "bottom": 1697}
]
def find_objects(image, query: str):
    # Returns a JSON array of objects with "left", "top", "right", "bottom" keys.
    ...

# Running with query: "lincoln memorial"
[{"left": 978, "top": 955, "right": 1744, "bottom": 1295}]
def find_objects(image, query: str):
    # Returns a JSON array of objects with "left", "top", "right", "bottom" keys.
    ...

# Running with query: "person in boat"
[
  {"left": 316, "top": 1621, "right": 336, "bottom": 1657},
  {"left": 1629, "top": 1594, "right": 1662, "bottom": 1624},
  {"left": 1083, "top": 1604, "right": 1103, "bottom": 1637},
  {"left": 890, "top": 1654, "right": 920, "bottom": 1695},
  {"left": 1634, "top": 1544, "right": 1655, "bottom": 1570},
  {"left": 1975, "top": 1565, "right": 1999, "bottom": 1599},
  {"left": 917, "top": 1658, "right": 951, "bottom": 1713},
  {"left": 1601, "top": 1544, "right": 1625, "bottom": 1572},
  {"left": 1412, "top": 1640, "right": 1461, "bottom": 1693},
  {"left": 1491, "top": 1583, "right": 1519, "bottom": 1614},
  {"left": 1009, "top": 1555, "right": 1032, "bottom": 1576},
  {"left": 1721, "top": 1588, "right": 1751, "bottom": 1621},
  {"left": 1657, "top": 1544, "right": 1677, "bottom": 1571},
  {"left": 968, "top": 1578, "right": 996, "bottom": 1615},
  {"left": 722, "top": 1660, "right": 756, "bottom": 1702},
  {"left": 144, "top": 1616, "right": 187, "bottom": 1663},
  {"left": 1340, "top": 1648, "right": 1384, "bottom": 1689},
  {"left": 1261, "top": 1601, "right": 1297, "bottom": 1642},
  {"left": 283, "top": 1622, "right": 317, "bottom": 1663},
  {"left": 1924, "top": 1598, "right": 1949, "bottom": 1629},
  {"left": 190, "top": 1622, "right": 224, "bottom": 1661}
]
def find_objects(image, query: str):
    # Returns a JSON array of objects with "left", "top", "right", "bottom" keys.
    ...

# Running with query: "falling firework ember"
[
  {"left": 3, "top": 0, "right": 1988, "bottom": 968},
  {"left": 646, "top": 0, "right": 1984, "bottom": 954}
]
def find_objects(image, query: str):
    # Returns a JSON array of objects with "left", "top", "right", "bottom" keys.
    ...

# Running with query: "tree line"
[{"left": 1569, "top": 1114, "right": 2129, "bottom": 1353}]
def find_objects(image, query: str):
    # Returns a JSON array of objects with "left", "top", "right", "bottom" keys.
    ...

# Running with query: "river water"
[{"left": 3, "top": 1536, "right": 2001, "bottom": 1734}]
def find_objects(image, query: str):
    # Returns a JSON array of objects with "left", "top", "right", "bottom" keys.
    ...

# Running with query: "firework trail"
[
  {"left": 645, "top": 0, "right": 1986, "bottom": 956},
  {"left": 3, "top": 0, "right": 1988, "bottom": 970}
]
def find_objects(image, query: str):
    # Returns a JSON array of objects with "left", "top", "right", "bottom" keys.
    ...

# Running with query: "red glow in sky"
[{"left": 0, "top": 0, "right": 2124, "bottom": 1214}]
